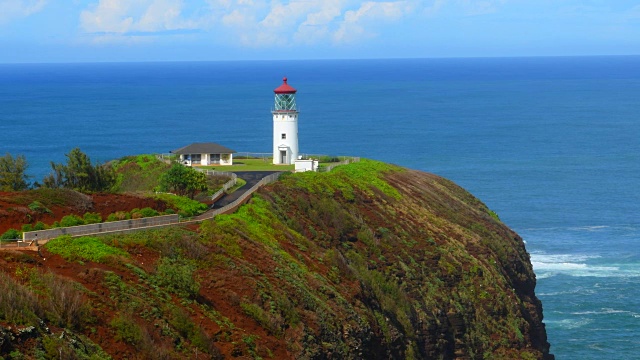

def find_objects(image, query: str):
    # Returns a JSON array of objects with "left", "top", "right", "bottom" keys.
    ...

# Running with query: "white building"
[
  {"left": 272, "top": 77, "right": 299, "bottom": 165},
  {"left": 172, "top": 143, "right": 236, "bottom": 166}
]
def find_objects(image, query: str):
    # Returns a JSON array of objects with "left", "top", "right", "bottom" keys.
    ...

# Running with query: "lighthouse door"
[{"left": 280, "top": 150, "right": 287, "bottom": 164}]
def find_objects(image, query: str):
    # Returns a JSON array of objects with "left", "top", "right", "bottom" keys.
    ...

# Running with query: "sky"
[{"left": 1, "top": 0, "right": 639, "bottom": 63}]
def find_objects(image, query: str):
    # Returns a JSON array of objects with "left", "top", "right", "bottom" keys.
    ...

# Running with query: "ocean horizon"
[{"left": 1, "top": 56, "right": 639, "bottom": 358}]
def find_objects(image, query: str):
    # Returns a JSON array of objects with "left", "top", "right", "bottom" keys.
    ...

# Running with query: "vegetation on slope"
[{"left": 0, "top": 159, "right": 552, "bottom": 360}]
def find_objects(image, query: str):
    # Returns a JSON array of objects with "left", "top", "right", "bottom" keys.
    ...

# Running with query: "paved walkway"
[
  {"left": 211, "top": 171, "right": 281, "bottom": 209},
  {"left": 192, "top": 171, "right": 282, "bottom": 221}
]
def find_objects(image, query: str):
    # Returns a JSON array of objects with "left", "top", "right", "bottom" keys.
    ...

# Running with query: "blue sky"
[{"left": 1, "top": 0, "right": 639, "bottom": 63}]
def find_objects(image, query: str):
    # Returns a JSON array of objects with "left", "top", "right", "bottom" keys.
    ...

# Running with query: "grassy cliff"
[{"left": 0, "top": 159, "right": 553, "bottom": 359}]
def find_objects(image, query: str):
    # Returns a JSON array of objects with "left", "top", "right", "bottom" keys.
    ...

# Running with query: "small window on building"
[{"left": 281, "top": 133, "right": 286, "bottom": 139}]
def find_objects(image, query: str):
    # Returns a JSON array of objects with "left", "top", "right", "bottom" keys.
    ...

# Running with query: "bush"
[
  {"left": 111, "top": 314, "right": 143, "bottom": 345},
  {"left": 83, "top": 212, "right": 102, "bottom": 224},
  {"left": 0, "top": 272, "right": 42, "bottom": 325},
  {"left": 153, "top": 257, "right": 200, "bottom": 299},
  {"left": 0, "top": 229, "right": 21, "bottom": 240},
  {"left": 41, "top": 273, "right": 89, "bottom": 330},
  {"left": 33, "top": 221, "right": 46, "bottom": 231},
  {"left": 133, "top": 207, "right": 159, "bottom": 218},
  {"left": 45, "top": 236, "right": 128, "bottom": 263},
  {"left": 106, "top": 211, "right": 130, "bottom": 222},
  {"left": 59, "top": 214, "right": 85, "bottom": 227},
  {"left": 28, "top": 200, "right": 52, "bottom": 214},
  {"left": 154, "top": 193, "right": 207, "bottom": 217}
]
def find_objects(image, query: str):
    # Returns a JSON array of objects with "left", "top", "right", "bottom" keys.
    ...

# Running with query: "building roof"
[
  {"left": 172, "top": 143, "right": 237, "bottom": 155},
  {"left": 274, "top": 77, "right": 297, "bottom": 94}
]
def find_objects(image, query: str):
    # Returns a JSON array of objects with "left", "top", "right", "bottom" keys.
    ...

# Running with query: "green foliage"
[
  {"left": 0, "top": 153, "right": 30, "bottom": 191},
  {"left": 488, "top": 209, "right": 501, "bottom": 222},
  {"left": 83, "top": 212, "right": 103, "bottom": 224},
  {"left": 0, "top": 270, "right": 89, "bottom": 331},
  {"left": 0, "top": 228, "right": 21, "bottom": 240},
  {"left": 153, "top": 257, "right": 200, "bottom": 299},
  {"left": 106, "top": 211, "right": 130, "bottom": 222},
  {"left": 112, "top": 154, "right": 170, "bottom": 192},
  {"left": 60, "top": 214, "right": 85, "bottom": 227},
  {"left": 42, "top": 147, "right": 116, "bottom": 192},
  {"left": 282, "top": 159, "right": 401, "bottom": 202},
  {"left": 241, "top": 302, "right": 269, "bottom": 329},
  {"left": 44, "top": 235, "right": 128, "bottom": 263},
  {"left": 158, "top": 163, "right": 208, "bottom": 199},
  {"left": 132, "top": 207, "right": 159, "bottom": 218},
  {"left": 0, "top": 272, "right": 41, "bottom": 325},
  {"left": 154, "top": 193, "right": 207, "bottom": 217},
  {"left": 110, "top": 314, "right": 143, "bottom": 345},
  {"left": 28, "top": 200, "right": 52, "bottom": 214}
]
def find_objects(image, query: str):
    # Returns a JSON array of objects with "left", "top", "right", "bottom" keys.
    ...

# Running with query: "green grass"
[
  {"left": 280, "top": 159, "right": 402, "bottom": 201},
  {"left": 225, "top": 178, "right": 246, "bottom": 194},
  {"left": 200, "top": 158, "right": 294, "bottom": 172},
  {"left": 112, "top": 154, "right": 171, "bottom": 192},
  {"left": 44, "top": 235, "right": 128, "bottom": 263},
  {"left": 153, "top": 193, "right": 208, "bottom": 217}
]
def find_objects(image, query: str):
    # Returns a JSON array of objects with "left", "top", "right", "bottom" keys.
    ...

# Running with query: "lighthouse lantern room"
[{"left": 272, "top": 77, "right": 299, "bottom": 165}]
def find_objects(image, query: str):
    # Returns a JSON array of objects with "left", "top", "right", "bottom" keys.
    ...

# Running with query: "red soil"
[{"left": 0, "top": 191, "right": 168, "bottom": 234}]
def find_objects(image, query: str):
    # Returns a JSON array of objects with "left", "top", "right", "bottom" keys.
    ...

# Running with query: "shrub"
[
  {"left": 41, "top": 273, "right": 90, "bottom": 330},
  {"left": 33, "top": 221, "right": 46, "bottom": 231},
  {"left": 134, "top": 207, "right": 159, "bottom": 218},
  {"left": 0, "top": 272, "right": 41, "bottom": 325},
  {"left": 154, "top": 193, "right": 207, "bottom": 217},
  {"left": 106, "top": 211, "right": 130, "bottom": 222},
  {"left": 153, "top": 257, "right": 200, "bottom": 299},
  {"left": 28, "top": 200, "right": 52, "bottom": 214},
  {"left": 111, "top": 314, "right": 143, "bottom": 345},
  {"left": 45, "top": 236, "right": 128, "bottom": 263},
  {"left": 0, "top": 229, "right": 21, "bottom": 240},
  {"left": 83, "top": 212, "right": 102, "bottom": 224},
  {"left": 59, "top": 214, "right": 85, "bottom": 227}
]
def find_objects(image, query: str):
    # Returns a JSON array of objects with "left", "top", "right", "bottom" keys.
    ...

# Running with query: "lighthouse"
[{"left": 272, "top": 77, "right": 299, "bottom": 165}]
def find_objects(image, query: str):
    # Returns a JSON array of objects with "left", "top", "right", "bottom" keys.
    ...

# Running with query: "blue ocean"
[{"left": 1, "top": 57, "right": 639, "bottom": 359}]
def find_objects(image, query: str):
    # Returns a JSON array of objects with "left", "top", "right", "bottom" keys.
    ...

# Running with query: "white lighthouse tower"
[{"left": 272, "top": 77, "right": 299, "bottom": 165}]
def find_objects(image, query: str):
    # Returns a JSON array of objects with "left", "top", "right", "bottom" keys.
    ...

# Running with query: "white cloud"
[
  {"left": 80, "top": 0, "right": 197, "bottom": 38},
  {"left": 208, "top": 0, "right": 416, "bottom": 47},
  {"left": 79, "top": 0, "right": 510, "bottom": 47},
  {"left": 333, "top": 1, "right": 414, "bottom": 43},
  {"left": 0, "top": 0, "right": 47, "bottom": 24}
]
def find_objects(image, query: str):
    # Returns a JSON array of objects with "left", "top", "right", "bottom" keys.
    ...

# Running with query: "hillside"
[{"left": 0, "top": 160, "right": 553, "bottom": 359}]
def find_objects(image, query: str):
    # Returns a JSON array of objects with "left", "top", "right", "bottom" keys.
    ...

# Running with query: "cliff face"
[{"left": 0, "top": 160, "right": 553, "bottom": 359}]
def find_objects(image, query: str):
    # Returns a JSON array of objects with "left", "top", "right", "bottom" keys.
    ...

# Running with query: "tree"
[
  {"left": 43, "top": 148, "right": 116, "bottom": 192},
  {"left": 0, "top": 153, "right": 30, "bottom": 191},
  {"left": 159, "top": 164, "right": 207, "bottom": 199}
]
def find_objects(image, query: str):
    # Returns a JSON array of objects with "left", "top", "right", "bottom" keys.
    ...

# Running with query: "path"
[
  {"left": 212, "top": 171, "right": 281, "bottom": 209},
  {"left": 192, "top": 171, "right": 281, "bottom": 221}
]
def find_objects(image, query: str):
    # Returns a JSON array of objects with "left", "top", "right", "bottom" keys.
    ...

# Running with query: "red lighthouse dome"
[{"left": 274, "top": 77, "right": 297, "bottom": 94}]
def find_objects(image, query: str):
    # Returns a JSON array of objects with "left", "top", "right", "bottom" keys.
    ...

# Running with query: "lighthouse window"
[{"left": 281, "top": 133, "right": 286, "bottom": 139}]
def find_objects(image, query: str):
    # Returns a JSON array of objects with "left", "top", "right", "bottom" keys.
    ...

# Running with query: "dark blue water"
[{"left": 1, "top": 57, "right": 639, "bottom": 358}]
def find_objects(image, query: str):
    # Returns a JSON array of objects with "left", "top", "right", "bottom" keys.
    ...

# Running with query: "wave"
[
  {"left": 531, "top": 253, "right": 640, "bottom": 279},
  {"left": 520, "top": 224, "right": 639, "bottom": 232},
  {"left": 568, "top": 225, "right": 610, "bottom": 232},
  {"left": 545, "top": 318, "right": 593, "bottom": 329},
  {"left": 571, "top": 308, "right": 637, "bottom": 316}
]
